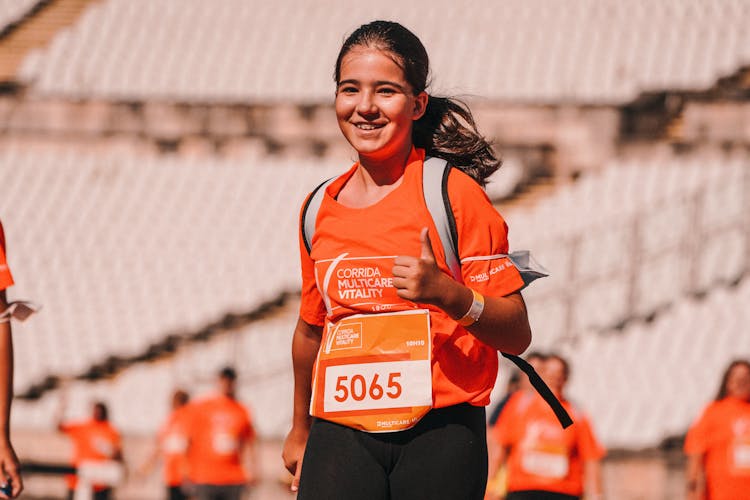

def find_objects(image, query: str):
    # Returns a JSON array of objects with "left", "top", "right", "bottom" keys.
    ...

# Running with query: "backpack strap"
[
  {"left": 301, "top": 177, "right": 336, "bottom": 254},
  {"left": 422, "top": 156, "right": 571, "bottom": 429},
  {"left": 422, "top": 157, "right": 462, "bottom": 282}
]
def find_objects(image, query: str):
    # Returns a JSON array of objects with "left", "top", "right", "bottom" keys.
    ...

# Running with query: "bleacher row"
[
  {"left": 3, "top": 145, "right": 748, "bottom": 448},
  {"left": 16, "top": 0, "right": 750, "bottom": 104},
  {"left": 506, "top": 148, "right": 749, "bottom": 339},
  {"left": 561, "top": 278, "right": 750, "bottom": 449}
]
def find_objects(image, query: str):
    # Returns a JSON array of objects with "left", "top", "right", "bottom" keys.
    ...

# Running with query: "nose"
[{"left": 355, "top": 89, "right": 377, "bottom": 116}]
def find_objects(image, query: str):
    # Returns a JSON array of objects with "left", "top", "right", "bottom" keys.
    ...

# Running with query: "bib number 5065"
[{"left": 334, "top": 372, "right": 402, "bottom": 402}]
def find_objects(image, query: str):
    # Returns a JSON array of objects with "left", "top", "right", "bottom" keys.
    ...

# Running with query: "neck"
[{"left": 356, "top": 144, "right": 413, "bottom": 187}]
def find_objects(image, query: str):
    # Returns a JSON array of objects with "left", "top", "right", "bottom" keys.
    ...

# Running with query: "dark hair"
[
  {"left": 715, "top": 359, "right": 750, "bottom": 401},
  {"left": 172, "top": 389, "right": 190, "bottom": 407},
  {"left": 93, "top": 401, "right": 109, "bottom": 421},
  {"left": 219, "top": 366, "right": 237, "bottom": 381},
  {"left": 334, "top": 20, "right": 500, "bottom": 185}
]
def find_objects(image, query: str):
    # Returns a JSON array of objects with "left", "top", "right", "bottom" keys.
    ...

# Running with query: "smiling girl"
[{"left": 282, "top": 20, "right": 532, "bottom": 500}]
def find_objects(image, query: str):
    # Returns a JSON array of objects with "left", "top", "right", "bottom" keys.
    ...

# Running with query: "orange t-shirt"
[
  {"left": 185, "top": 395, "right": 256, "bottom": 485},
  {"left": 684, "top": 397, "right": 750, "bottom": 500},
  {"left": 299, "top": 147, "right": 524, "bottom": 409},
  {"left": 158, "top": 406, "right": 191, "bottom": 486},
  {"left": 60, "top": 419, "right": 122, "bottom": 490},
  {"left": 0, "top": 221, "right": 14, "bottom": 290},
  {"left": 494, "top": 391, "right": 605, "bottom": 496}
]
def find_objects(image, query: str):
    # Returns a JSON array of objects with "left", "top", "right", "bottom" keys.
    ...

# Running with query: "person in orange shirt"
[
  {"left": 487, "top": 352, "right": 548, "bottom": 500},
  {"left": 0, "top": 221, "right": 22, "bottom": 499},
  {"left": 684, "top": 359, "right": 750, "bottom": 500},
  {"left": 282, "top": 20, "right": 532, "bottom": 500},
  {"left": 185, "top": 367, "right": 257, "bottom": 500},
  {"left": 494, "top": 354, "right": 605, "bottom": 500},
  {"left": 58, "top": 401, "right": 123, "bottom": 500},
  {"left": 139, "top": 389, "right": 191, "bottom": 500}
]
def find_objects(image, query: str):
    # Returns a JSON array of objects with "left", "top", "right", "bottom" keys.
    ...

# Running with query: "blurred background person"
[
  {"left": 185, "top": 367, "right": 257, "bottom": 500},
  {"left": 0, "top": 220, "right": 22, "bottom": 499},
  {"left": 57, "top": 399, "right": 123, "bottom": 500},
  {"left": 487, "top": 352, "right": 547, "bottom": 500},
  {"left": 684, "top": 359, "right": 750, "bottom": 500},
  {"left": 139, "top": 389, "right": 191, "bottom": 500},
  {"left": 493, "top": 353, "right": 604, "bottom": 500}
]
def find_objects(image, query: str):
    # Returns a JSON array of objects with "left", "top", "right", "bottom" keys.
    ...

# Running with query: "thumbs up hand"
[{"left": 392, "top": 227, "right": 448, "bottom": 304}]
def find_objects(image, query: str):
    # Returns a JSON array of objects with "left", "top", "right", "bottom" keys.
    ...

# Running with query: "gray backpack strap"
[
  {"left": 301, "top": 177, "right": 336, "bottom": 254},
  {"left": 422, "top": 156, "right": 463, "bottom": 282},
  {"left": 422, "top": 157, "right": 549, "bottom": 289}
]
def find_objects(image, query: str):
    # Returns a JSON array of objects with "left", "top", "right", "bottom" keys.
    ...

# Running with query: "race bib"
[
  {"left": 162, "top": 433, "right": 188, "bottom": 454},
  {"left": 732, "top": 442, "right": 750, "bottom": 474},
  {"left": 211, "top": 431, "right": 238, "bottom": 454},
  {"left": 521, "top": 449, "right": 570, "bottom": 479},
  {"left": 311, "top": 309, "right": 432, "bottom": 432}
]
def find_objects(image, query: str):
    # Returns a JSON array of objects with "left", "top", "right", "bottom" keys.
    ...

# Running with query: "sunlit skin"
[
  {"left": 334, "top": 47, "right": 427, "bottom": 207},
  {"left": 541, "top": 357, "right": 568, "bottom": 399},
  {"left": 726, "top": 363, "right": 750, "bottom": 401}
]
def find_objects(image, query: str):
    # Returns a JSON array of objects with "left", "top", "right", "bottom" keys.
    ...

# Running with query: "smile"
[{"left": 354, "top": 123, "right": 385, "bottom": 130}]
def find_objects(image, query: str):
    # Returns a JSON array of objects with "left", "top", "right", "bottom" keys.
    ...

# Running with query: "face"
[
  {"left": 726, "top": 363, "right": 750, "bottom": 400},
  {"left": 542, "top": 357, "right": 568, "bottom": 396},
  {"left": 335, "top": 47, "right": 427, "bottom": 161},
  {"left": 219, "top": 376, "right": 236, "bottom": 397}
]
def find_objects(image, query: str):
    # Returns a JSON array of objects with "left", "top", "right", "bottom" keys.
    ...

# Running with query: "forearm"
[
  {"left": 290, "top": 318, "right": 323, "bottom": 429},
  {"left": 585, "top": 460, "right": 603, "bottom": 496},
  {"left": 0, "top": 291, "right": 13, "bottom": 441},
  {"left": 686, "top": 454, "right": 705, "bottom": 499}
]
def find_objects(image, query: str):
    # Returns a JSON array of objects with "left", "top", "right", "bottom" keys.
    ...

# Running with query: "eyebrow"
[{"left": 337, "top": 79, "right": 408, "bottom": 92}]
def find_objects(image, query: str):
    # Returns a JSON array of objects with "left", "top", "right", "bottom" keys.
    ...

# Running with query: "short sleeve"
[
  {"left": 447, "top": 170, "right": 524, "bottom": 297},
  {"left": 0, "top": 222, "right": 14, "bottom": 290},
  {"left": 684, "top": 404, "right": 713, "bottom": 455},
  {"left": 575, "top": 412, "right": 606, "bottom": 460},
  {"left": 298, "top": 196, "right": 327, "bottom": 327}
]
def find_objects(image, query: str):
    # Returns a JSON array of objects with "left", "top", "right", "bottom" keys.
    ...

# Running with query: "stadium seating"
[
  {"left": 561, "top": 278, "right": 750, "bottom": 449},
  {"left": 0, "top": 145, "right": 344, "bottom": 393},
  {"left": 16, "top": 0, "right": 750, "bottom": 104}
]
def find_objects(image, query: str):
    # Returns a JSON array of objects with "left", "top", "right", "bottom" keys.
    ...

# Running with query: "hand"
[
  {"left": 0, "top": 439, "right": 22, "bottom": 498},
  {"left": 282, "top": 426, "right": 309, "bottom": 493},
  {"left": 392, "top": 228, "right": 447, "bottom": 305}
]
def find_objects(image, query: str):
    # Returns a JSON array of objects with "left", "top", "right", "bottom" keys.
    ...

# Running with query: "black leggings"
[{"left": 297, "top": 403, "right": 487, "bottom": 500}]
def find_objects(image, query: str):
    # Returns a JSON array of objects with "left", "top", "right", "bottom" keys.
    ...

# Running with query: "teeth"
[{"left": 356, "top": 123, "right": 381, "bottom": 130}]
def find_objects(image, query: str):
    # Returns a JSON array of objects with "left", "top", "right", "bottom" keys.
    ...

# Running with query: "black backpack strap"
[
  {"left": 502, "top": 353, "right": 573, "bottom": 428},
  {"left": 422, "top": 156, "right": 571, "bottom": 429}
]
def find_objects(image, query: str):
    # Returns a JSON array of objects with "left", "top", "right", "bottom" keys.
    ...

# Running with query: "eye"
[
  {"left": 337, "top": 85, "right": 358, "bottom": 95},
  {"left": 378, "top": 87, "right": 397, "bottom": 95}
]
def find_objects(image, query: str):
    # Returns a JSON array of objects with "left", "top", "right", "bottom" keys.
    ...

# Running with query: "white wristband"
[{"left": 457, "top": 289, "right": 484, "bottom": 327}]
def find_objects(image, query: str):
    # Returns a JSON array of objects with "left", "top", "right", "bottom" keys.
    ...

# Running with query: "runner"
[
  {"left": 493, "top": 354, "right": 604, "bottom": 500},
  {"left": 185, "top": 367, "right": 257, "bottom": 500},
  {"left": 684, "top": 359, "right": 750, "bottom": 500},
  {"left": 487, "top": 352, "right": 547, "bottom": 500},
  {"left": 0, "top": 221, "right": 22, "bottom": 499},
  {"left": 139, "top": 389, "right": 191, "bottom": 500},
  {"left": 282, "top": 20, "right": 533, "bottom": 499},
  {"left": 57, "top": 401, "right": 123, "bottom": 500}
]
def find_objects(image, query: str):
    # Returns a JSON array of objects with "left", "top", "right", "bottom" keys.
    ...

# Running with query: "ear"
[{"left": 412, "top": 91, "right": 428, "bottom": 121}]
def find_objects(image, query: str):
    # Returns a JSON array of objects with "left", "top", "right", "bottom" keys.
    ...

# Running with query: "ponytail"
[{"left": 413, "top": 96, "right": 500, "bottom": 186}]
